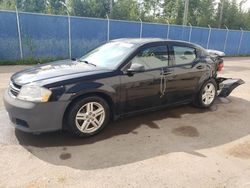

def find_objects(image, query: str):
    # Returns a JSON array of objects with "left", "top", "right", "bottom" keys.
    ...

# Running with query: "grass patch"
[{"left": 0, "top": 57, "right": 64, "bottom": 65}]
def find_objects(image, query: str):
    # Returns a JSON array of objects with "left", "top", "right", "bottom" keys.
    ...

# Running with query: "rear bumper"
[
  {"left": 216, "top": 77, "right": 245, "bottom": 97},
  {"left": 3, "top": 90, "right": 69, "bottom": 133}
]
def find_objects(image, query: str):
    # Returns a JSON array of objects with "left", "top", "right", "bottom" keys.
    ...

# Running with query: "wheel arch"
[
  {"left": 62, "top": 91, "right": 115, "bottom": 130},
  {"left": 192, "top": 73, "right": 216, "bottom": 104},
  {"left": 196, "top": 73, "right": 216, "bottom": 94}
]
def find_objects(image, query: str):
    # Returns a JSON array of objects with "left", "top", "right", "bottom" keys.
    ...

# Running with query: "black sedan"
[{"left": 3, "top": 38, "right": 244, "bottom": 137}]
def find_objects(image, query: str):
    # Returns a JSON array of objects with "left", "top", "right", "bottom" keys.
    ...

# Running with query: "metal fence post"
[
  {"left": 206, "top": 25, "right": 212, "bottom": 49},
  {"left": 223, "top": 25, "right": 229, "bottom": 52},
  {"left": 237, "top": 28, "right": 244, "bottom": 55},
  {"left": 67, "top": 12, "right": 72, "bottom": 59},
  {"left": 188, "top": 23, "right": 192, "bottom": 42},
  {"left": 15, "top": 6, "right": 23, "bottom": 59},
  {"left": 60, "top": 2, "right": 72, "bottom": 59},
  {"left": 167, "top": 21, "right": 170, "bottom": 39},
  {"left": 139, "top": 18, "right": 142, "bottom": 38},
  {"left": 106, "top": 14, "right": 110, "bottom": 41}
]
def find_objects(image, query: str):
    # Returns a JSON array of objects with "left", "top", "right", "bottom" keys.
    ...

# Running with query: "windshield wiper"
[{"left": 76, "top": 59, "right": 96, "bottom": 67}]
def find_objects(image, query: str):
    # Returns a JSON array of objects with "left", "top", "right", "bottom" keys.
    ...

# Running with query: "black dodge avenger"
[{"left": 4, "top": 38, "right": 244, "bottom": 137}]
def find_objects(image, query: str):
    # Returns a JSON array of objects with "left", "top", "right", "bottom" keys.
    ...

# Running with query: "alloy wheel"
[
  {"left": 202, "top": 83, "right": 216, "bottom": 105},
  {"left": 75, "top": 102, "right": 105, "bottom": 133}
]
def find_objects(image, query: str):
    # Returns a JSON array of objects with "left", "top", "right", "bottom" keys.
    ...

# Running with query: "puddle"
[
  {"left": 209, "top": 104, "right": 217, "bottom": 111},
  {"left": 171, "top": 126, "right": 199, "bottom": 137},
  {"left": 218, "top": 97, "right": 231, "bottom": 104},
  {"left": 60, "top": 153, "right": 71, "bottom": 160}
]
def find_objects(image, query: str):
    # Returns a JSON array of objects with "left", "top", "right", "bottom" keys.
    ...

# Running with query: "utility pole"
[
  {"left": 59, "top": 1, "right": 72, "bottom": 59},
  {"left": 109, "top": 0, "right": 113, "bottom": 15},
  {"left": 219, "top": 0, "right": 224, "bottom": 28},
  {"left": 183, "top": 0, "right": 189, "bottom": 25}
]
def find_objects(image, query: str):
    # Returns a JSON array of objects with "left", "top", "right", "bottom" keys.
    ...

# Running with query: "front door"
[{"left": 120, "top": 43, "right": 170, "bottom": 113}]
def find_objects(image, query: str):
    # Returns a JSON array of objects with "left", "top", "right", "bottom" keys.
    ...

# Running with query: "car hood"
[{"left": 11, "top": 60, "right": 109, "bottom": 85}]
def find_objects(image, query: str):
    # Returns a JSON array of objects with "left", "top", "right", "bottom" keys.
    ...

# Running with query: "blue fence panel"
[
  {"left": 225, "top": 30, "right": 241, "bottom": 55},
  {"left": 190, "top": 27, "right": 209, "bottom": 48},
  {"left": 0, "top": 11, "right": 20, "bottom": 60},
  {"left": 238, "top": 31, "right": 250, "bottom": 55},
  {"left": 110, "top": 20, "right": 140, "bottom": 40},
  {"left": 71, "top": 17, "right": 107, "bottom": 58},
  {"left": 169, "top": 25, "right": 184, "bottom": 40},
  {"left": 142, "top": 23, "right": 168, "bottom": 38},
  {"left": 208, "top": 29, "right": 227, "bottom": 51},
  {"left": 1, "top": 10, "right": 250, "bottom": 61},
  {"left": 182, "top": 26, "right": 190, "bottom": 41},
  {"left": 19, "top": 13, "right": 69, "bottom": 59}
]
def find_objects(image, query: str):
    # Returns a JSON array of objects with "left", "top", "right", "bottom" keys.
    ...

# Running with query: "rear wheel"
[
  {"left": 195, "top": 79, "right": 217, "bottom": 108},
  {"left": 66, "top": 96, "right": 110, "bottom": 137}
]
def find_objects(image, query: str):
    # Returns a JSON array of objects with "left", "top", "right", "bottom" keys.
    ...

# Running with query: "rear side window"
[
  {"left": 173, "top": 46, "right": 196, "bottom": 65},
  {"left": 129, "top": 45, "right": 169, "bottom": 70}
]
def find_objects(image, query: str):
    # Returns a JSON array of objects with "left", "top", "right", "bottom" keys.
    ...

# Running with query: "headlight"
[{"left": 17, "top": 85, "right": 52, "bottom": 102}]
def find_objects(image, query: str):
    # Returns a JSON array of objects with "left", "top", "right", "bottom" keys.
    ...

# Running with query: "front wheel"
[
  {"left": 195, "top": 79, "right": 217, "bottom": 108},
  {"left": 66, "top": 96, "right": 110, "bottom": 137}
]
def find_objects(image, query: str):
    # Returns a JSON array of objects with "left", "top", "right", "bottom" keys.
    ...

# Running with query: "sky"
[
  {"left": 215, "top": 0, "right": 250, "bottom": 11},
  {"left": 242, "top": 0, "right": 250, "bottom": 10}
]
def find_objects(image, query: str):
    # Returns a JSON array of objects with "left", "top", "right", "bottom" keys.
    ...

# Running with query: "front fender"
[{"left": 63, "top": 82, "right": 117, "bottom": 102}]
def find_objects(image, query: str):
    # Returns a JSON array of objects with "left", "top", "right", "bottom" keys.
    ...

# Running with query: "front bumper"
[{"left": 3, "top": 90, "right": 69, "bottom": 133}]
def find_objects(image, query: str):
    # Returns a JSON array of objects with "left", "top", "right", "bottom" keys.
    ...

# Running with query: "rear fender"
[{"left": 216, "top": 77, "right": 245, "bottom": 97}]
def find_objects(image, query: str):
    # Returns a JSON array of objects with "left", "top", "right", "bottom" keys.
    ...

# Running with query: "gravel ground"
[{"left": 0, "top": 57, "right": 250, "bottom": 188}]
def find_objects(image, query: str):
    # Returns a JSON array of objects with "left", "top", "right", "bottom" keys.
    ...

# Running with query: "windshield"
[{"left": 79, "top": 41, "right": 137, "bottom": 69}]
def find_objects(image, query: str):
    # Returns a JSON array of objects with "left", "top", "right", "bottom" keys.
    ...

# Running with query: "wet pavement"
[{"left": 0, "top": 57, "right": 250, "bottom": 187}]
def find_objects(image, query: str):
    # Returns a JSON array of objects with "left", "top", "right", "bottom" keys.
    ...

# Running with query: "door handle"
[
  {"left": 161, "top": 69, "right": 173, "bottom": 75},
  {"left": 196, "top": 65, "right": 205, "bottom": 69},
  {"left": 167, "top": 75, "right": 177, "bottom": 80}
]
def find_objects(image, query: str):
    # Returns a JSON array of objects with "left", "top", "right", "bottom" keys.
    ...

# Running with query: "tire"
[
  {"left": 195, "top": 79, "right": 217, "bottom": 108},
  {"left": 66, "top": 96, "right": 110, "bottom": 137}
]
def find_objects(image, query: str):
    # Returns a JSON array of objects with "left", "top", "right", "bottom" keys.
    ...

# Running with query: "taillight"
[{"left": 217, "top": 62, "right": 224, "bottom": 71}]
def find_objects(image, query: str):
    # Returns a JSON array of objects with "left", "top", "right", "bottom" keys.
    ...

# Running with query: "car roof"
[{"left": 111, "top": 38, "right": 195, "bottom": 46}]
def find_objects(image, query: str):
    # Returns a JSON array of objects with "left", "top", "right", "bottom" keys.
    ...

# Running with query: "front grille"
[{"left": 9, "top": 81, "right": 21, "bottom": 97}]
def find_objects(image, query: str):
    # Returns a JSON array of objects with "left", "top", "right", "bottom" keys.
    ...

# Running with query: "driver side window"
[{"left": 129, "top": 45, "right": 169, "bottom": 70}]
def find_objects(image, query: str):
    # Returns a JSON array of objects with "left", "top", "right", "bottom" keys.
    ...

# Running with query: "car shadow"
[{"left": 15, "top": 96, "right": 250, "bottom": 170}]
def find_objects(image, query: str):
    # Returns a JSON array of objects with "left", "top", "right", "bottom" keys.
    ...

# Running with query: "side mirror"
[{"left": 126, "top": 63, "right": 145, "bottom": 75}]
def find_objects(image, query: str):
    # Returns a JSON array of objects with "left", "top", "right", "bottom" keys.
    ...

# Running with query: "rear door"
[{"left": 161, "top": 43, "right": 208, "bottom": 105}]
